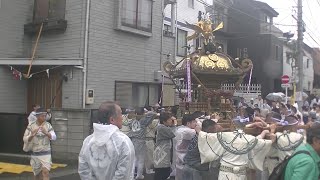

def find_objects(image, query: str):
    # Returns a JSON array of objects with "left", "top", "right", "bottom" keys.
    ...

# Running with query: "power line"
[
  {"left": 274, "top": 24, "right": 296, "bottom": 27},
  {"left": 292, "top": 0, "right": 298, "bottom": 5},
  {"left": 304, "top": 25, "right": 320, "bottom": 46},
  {"left": 305, "top": 30, "right": 320, "bottom": 47},
  {"left": 305, "top": 0, "right": 315, "bottom": 20},
  {"left": 300, "top": 1, "right": 320, "bottom": 44},
  {"left": 307, "top": 32, "right": 320, "bottom": 47},
  {"left": 317, "top": 0, "right": 320, "bottom": 7},
  {"left": 276, "top": 13, "right": 293, "bottom": 24},
  {"left": 301, "top": 14, "right": 320, "bottom": 45}
]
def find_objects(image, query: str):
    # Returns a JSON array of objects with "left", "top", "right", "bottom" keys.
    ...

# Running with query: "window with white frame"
[
  {"left": 115, "top": 82, "right": 159, "bottom": 108},
  {"left": 121, "top": 0, "right": 153, "bottom": 32},
  {"left": 177, "top": 29, "right": 187, "bottom": 56},
  {"left": 265, "top": 15, "right": 271, "bottom": 23},
  {"left": 163, "top": 24, "right": 174, "bottom": 37},
  {"left": 275, "top": 45, "right": 280, "bottom": 61},
  {"left": 286, "top": 52, "right": 291, "bottom": 64}
]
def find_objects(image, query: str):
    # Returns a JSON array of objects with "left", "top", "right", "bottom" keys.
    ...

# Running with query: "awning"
[{"left": 0, "top": 58, "right": 83, "bottom": 66}]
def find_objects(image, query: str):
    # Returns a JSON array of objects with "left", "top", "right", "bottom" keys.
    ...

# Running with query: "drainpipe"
[
  {"left": 170, "top": 3, "right": 176, "bottom": 36},
  {"left": 160, "top": 0, "right": 164, "bottom": 70},
  {"left": 83, "top": 0, "right": 91, "bottom": 109},
  {"left": 172, "top": 2, "right": 177, "bottom": 64}
]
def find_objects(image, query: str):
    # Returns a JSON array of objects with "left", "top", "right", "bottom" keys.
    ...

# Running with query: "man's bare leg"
[
  {"left": 42, "top": 167, "right": 50, "bottom": 180},
  {"left": 34, "top": 172, "right": 42, "bottom": 180}
]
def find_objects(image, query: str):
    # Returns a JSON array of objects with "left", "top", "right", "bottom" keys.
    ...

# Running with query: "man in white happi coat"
[
  {"left": 197, "top": 124, "right": 277, "bottom": 180},
  {"left": 175, "top": 114, "right": 197, "bottom": 180},
  {"left": 78, "top": 101, "right": 135, "bottom": 180},
  {"left": 264, "top": 131, "right": 304, "bottom": 176},
  {"left": 183, "top": 119, "right": 223, "bottom": 180},
  {"left": 23, "top": 108, "right": 57, "bottom": 180},
  {"left": 245, "top": 115, "right": 304, "bottom": 180},
  {"left": 145, "top": 118, "right": 159, "bottom": 174},
  {"left": 127, "top": 110, "right": 157, "bottom": 179}
]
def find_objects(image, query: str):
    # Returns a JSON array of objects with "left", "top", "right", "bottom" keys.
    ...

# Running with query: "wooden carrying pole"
[
  {"left": 27, "top": 23, "right": 44, "bottom": 77},
  {"left": 244, "top": 124, "right": 310, "bottom": 136}
]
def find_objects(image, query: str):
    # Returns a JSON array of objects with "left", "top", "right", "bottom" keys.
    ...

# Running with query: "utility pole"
[{"left": 297, "top": 0, "right": 304, "bottom": 108}]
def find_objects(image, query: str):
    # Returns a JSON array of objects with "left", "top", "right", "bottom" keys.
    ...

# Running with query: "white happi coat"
[
  {"left": 264, "top": 132, "right": 304, "bottom": 174},
  {"left": 23, "top": 121, "right": 57, "bottom": 175},
  {"left": 175, "top": 126, "right": 196, "bottom": 172},
  {"left": 145, "top": 119, "right": 159, "bottom": 169},
  {"left": 78, "top": 123, "right": 135, "bottom": 180},
  {"left": 198, "top": 131, "right": 273, "bottom": 180},
  {"left": 120, "top": 115, "right": 133, "bottom": 135}
]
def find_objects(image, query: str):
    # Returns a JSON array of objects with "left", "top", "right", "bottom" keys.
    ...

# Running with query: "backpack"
[{"left": 269, "top": 150, "right": 310, "bottom": 180}]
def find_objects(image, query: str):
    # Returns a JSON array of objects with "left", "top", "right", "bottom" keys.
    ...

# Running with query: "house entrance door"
[{"left": 27, "top": 69, "right": 63, "bottom": 112}]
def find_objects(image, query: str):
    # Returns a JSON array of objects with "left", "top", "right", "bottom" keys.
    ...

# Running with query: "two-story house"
[
  {"left": 303, "top": 44, "right": 315, "bottom": 92},
  {"left": 283, "top": 42, "right": 314, "bottom": 94},
  {"left": 227, "top": 0, "right": 284, "bottom": 96},
  {"left": 163, "top": 0, "right": 233, "bottom": 60},
  {"left": 164, "top": 0, "right": 206, "bottom": 61},
  {"left": 0, "top": 0, "right": 175, "bottom": 113},
  {"left": 312, "top": 48, "right": 320, "bottom": 91}
]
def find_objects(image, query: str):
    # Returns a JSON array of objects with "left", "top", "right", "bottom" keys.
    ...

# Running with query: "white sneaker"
[
  {"left": 146, "top": 169, "right": 155, "bottom": 174},
  {"left": 135, "top": 175, "right": 144, "bottom": 179}
]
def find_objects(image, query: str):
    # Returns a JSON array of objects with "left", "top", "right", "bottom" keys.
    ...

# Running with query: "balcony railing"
[{"left": 221, "top": 83, "right": 261, "bottom": 94}]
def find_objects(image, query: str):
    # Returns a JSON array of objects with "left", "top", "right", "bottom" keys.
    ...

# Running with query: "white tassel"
[{"left": 46, "top": 69, "right": 49, "bottom": 78}]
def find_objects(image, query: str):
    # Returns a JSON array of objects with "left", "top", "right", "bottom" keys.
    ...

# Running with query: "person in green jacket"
[{"left": 284, "top": 122, "right": 320, "bottom": 180}]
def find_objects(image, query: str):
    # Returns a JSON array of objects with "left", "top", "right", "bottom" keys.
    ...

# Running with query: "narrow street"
[
  {"left": 0, "top": 170, "right": 156, "bottom": 180},
  {"left": 0, "top": 154, "right": 157, "bottom": 180},
  {"left": 1, "top": 0, "right": 320, "bottom": 179}
]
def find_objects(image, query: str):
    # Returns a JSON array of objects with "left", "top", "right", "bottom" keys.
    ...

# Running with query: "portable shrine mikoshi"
[{"left": 163, "top": 17, "right": 253, "bottom": 130}]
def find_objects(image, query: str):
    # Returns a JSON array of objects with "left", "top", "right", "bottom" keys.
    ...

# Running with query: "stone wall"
[{"left": 51, "top": 109, "right": 91, "bottom": 161}]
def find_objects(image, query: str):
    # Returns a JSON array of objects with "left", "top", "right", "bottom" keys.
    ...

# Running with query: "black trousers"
[{"left": 154, "top": 167, "right": 171, "bottom": 180}]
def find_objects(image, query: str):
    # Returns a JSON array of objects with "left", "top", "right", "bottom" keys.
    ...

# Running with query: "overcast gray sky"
[{"left": 258, "top": 0, "right": 320, "bottom": 48}]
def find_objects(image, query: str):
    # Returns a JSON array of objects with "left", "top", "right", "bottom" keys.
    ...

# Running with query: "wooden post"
[{"left": 27, "top": 22, "right": 44, "bottom": 77}]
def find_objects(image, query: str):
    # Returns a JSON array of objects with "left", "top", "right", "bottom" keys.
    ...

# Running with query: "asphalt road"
[
  {"left": 51, "top": 174, "right": 156, "bottom": 180},
  {"left": 0, "top": 173, "right": 156, "bottom": 180},
  {"left": 0, "top": 154, "right": 163, "bottom": 180}
]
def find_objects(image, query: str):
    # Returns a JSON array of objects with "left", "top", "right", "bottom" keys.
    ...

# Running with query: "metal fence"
[{"left": 221, "top": 84, "right": 262, "bottom": 93}]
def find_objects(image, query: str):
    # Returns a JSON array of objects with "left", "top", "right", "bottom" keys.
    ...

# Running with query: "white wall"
[
  {"left": 282, "top": 44, "right": 314, "bottom": 91},
  {"left": 303, "top": 50, "right": 314, "bottom": 91},
  {"left": 163, "top": 0, "right": 233, "bottom": 63},
  {"left": 282, "top": 45, "right": 294, "bottom": 77},
  {"left": 164, "top": 0, "right": 208, "bottom": 57}
]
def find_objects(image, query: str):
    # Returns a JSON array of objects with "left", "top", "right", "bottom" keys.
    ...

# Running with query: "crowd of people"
[{"left": 21, "top": 96, "right": 320, "bottom": 180}]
